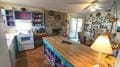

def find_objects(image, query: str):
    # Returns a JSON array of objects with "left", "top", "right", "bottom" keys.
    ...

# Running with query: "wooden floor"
[{"left": 16, "top": 46, "right": 51, "bottom": 67}]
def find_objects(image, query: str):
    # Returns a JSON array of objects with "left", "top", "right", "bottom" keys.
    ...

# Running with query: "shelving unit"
[
  {"left": 32, "top": 12, "right": 45, "bottom": 47},
  {"left": 32, "top": 12, "right": 43, "bottom": 26},
  {"left": 43, "top": 39, "right": 73, "bottom": 67},
  {"left": 5, "top": 10, "right": 15, "bottom": 26},
  {"left": 44, "top": 48, "right": 55, "bottom": 66}
]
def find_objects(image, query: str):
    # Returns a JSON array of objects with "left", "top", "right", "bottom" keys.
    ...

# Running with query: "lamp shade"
[{"left": 91, "top": 35, "right": 112, "bottom": 54}]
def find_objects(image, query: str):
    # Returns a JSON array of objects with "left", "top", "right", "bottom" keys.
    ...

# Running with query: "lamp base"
[{"left": 93, "top": 64, "right": 99, "bottom": 67}]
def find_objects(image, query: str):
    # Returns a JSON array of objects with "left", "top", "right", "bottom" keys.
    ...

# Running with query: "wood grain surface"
[{"left": 44, "top": 36, "right": 109, "bottom": 67}]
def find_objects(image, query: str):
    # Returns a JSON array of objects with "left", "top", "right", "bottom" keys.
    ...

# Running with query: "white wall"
[{"left": 0, "top": 14, "right": 11, "bottom": 67}]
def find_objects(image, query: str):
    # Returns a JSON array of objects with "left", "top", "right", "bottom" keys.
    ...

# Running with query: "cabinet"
[
  {"left": 0, "top": 13, "right": 12, "bottom": 67},
  {"left": 1, "top": 9, "right": 33, "bottom": 26},
  {"left": 15, "top": 11, "right": 32, "bottom": 20},
  {"left": 9, "top": 36, "right": 18, "bottom": 67},
  {"left": 34, "top": 34, "right": 45, "bottom": 47},
  {"left": 32, "top": 12, "right": 45, "bottom": 47},
  {"left": 1, "top": 9, "right": 15, "bottom": 26},
  {"left": 43, "top": 39, "right": 73, "bottom": 67},
  {"left": 9, "top": 42, "right": 16, "bottom": 67},
  {"left": 5, "top": 10, "right": 15, "bottom": 26}
]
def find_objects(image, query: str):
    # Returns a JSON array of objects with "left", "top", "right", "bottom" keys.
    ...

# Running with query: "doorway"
[{"left": 69, "top": 17, "right": 83, "bottom": 41}]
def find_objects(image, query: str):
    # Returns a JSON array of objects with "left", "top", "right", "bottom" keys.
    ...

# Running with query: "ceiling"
[{"left": 0, "top": 0, "right": 114, "bottom": 15}]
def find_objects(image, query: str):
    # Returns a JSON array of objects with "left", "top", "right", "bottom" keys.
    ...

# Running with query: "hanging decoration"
[
  {"left": 96, "top": 12, "right": 101, "bottom": 17},
  {"left": 106, "top": 13, "right": 118, "bottom": 23}
]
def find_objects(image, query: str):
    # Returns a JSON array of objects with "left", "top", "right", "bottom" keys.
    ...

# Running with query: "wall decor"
[
  {"left": 106, "top": 13, "right": 118, "bottom": 23},
  {"left": 116, "top": 26, "right": 120, "bottom": 32},
  {"left": 93, "top": 25, "right": 100, "bottom": 30},
  {"left": 45, "top": 10, "right": 68, "bottom": 34},
  {"left": 96, "top": 12, "right": 101, "bottom": 17},
  {"left": 100, "top": 25, "right": 104, "bottom": 28},
  {"left": 90, "top": 14, "right": 92, "bottom": 17},
  {"left": 48, "top": 10, "right": 54, "bottom": 16},
  {"left": 84, "top": 11, "right": 115, "bottom": 39},
  {"left": 54, "top": 14, "right": 61, "bottom": 20}
]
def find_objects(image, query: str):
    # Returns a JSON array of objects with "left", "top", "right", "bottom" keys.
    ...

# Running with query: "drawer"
[{"left": 18, "top": 44, "right": 34, "bottom": 51}]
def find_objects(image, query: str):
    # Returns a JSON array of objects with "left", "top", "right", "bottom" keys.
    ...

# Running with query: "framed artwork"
[
  {"left": 93, "top": 25, "right": 100, "bottom": 30},
  {"left": 117, "top": 26, "right": 120, "bottom": 32},
  {"left": 100, "top": 25, "right": 104, "bottom": 28}
]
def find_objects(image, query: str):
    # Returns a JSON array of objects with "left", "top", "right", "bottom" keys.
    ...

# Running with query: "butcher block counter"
[{"left": 43, "top": 36, "right": 110, "bottom": 67}]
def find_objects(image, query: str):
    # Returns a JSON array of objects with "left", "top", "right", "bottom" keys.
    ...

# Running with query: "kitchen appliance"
[
  {"left": 17, "top": 33, "right": 34, "bottom": 51},
  {"left": 15, "top": 19, "right": 34, "bottom": 51}
]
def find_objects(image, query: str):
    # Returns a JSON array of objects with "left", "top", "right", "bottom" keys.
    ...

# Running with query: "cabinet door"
[
  {"left": 15, "top": 11, "right": 32, "bottom": 20},
  {"left": 14, "top": 37, "right": 18, "bottom": 54},
  {"left": 0, "top": 12, "right": 12, "bottom": 67},
  {"left": 9, "top": 43, "right": 16, "bottom": 67}
]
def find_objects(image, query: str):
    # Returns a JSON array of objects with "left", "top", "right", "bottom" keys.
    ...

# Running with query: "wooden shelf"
[
  {"left": 5, "top": 10, "right": 15, "bottom": 26},
  {"left": 6, "top": 15, "right": 13, "bottom": 17},
  {"left": 32, "top": 12, "right": 44, "bottom": 26}
]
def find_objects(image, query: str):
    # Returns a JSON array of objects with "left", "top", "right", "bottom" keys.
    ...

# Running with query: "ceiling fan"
[
  {"left": 84, "top": 0, "right": 102, "bottom": 11},
  {"left": 69, "top": 0, "right": 111, "bottom": 11},
  {"left": 69, "top": 0, "right": 112, "bottom": 5}
]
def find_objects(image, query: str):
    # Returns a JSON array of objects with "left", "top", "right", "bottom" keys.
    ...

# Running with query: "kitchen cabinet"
[
  {"left": 34, "top": 34, "right": 46, "bottom": 47},
  {"left": 33, "top": 28, "right": 46, "bottom": 47},
  {"left": 43, "top": 39, "right": 72, "bottom": 67},
  {"left": 1, "top": 9, "right": 15, "bottom": 26},
  {"left": 5, "top": 10, "right": 15, "bottom": 26},
  {"left": 15, "top": 11, "right": 32, "bottom": 20},
  {"left": 9, "top": 42, "right": 16, "bottom": 67},
  {"left": 0, "top": 12, "right": 11, "bottom": 67},
  {"left": 9, "top": 36, "right": 18, "bottom": 67}
]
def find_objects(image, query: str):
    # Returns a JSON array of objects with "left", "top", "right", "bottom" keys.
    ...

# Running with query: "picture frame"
[
  {"left": 100, "top": 25, "right": 104, "bottom": 28},
  {"left": 93, "top": 25, "right": 100, "bottom": 30},
  {"left": 117, "top": 26, "right": 120, "bottom": 32}
]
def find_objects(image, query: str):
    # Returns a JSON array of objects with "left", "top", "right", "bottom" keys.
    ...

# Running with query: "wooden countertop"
[{"left": 44, "top": 36, "right": 109, "bottom": 67}]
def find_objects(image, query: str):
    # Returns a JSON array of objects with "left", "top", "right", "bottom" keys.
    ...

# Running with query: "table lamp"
[{"left": 91, "top": 35, "right": 113, "bottom": 67}]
